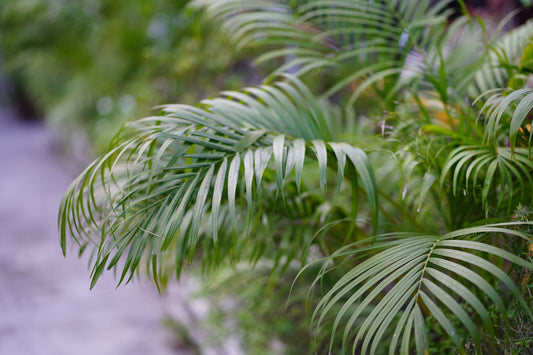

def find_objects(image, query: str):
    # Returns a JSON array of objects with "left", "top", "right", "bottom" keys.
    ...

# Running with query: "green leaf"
[
  {"left": 188, "top": 164, "right": 215, "bottom": 261},
  {"left": 243, "top": 149, "right": 255, "bottom": 210},
  {"left": 416, "top": 172, "right": 436, "bottom": 212},
  {"left": 509, "top": 92, "right": 533, "bottom": 151},
  {"left": 329, "top": 142, "right": 346, "bottom": 196},
  {"left": 292, "top": 139, "right": 306, "bottom": 193},
  {"left": 419, "top": 291, "right": 462, "bottom": 348},
  {"left": 273, "top": 135, "right": 286, "bottom": 192},
  {"left": 340, "top": 143, "right": 378, "bottom": 234},
  {"left": 312, "top": 140, "right": 328, "bottom": 193},
  {"left": 211, "top": 158, "right": 228, "bottom": 246},
  {"left": 228, "top": 153, "right": 241, "bottom": 233}
]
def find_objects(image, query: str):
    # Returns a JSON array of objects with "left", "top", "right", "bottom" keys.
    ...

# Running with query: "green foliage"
[
  {"left": 0, "top": 0, "right": 257, "bottom": 151},
  {"left": 58, "top": 0, "right": 533, "bottom": 353},
  {"left": 202, "top": 264, "right": 324, "bottom": 354}
]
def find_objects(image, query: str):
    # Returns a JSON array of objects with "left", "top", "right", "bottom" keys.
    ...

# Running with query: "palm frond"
[
  {"left": 468, "top": 20, "right": 533, "bottom": 98},
  {"left": 478, "top": 87, "right": 533, "bottom": 151},
  {"left": 441, "top": 145, "right": 533, "bottom": 212},
  {"left": 194, "top": 0, "right": 453, "bottom": 102},
  {"left": 312, "top": 224, "right": 533, "bottom": 354},
  {"left": 59, "top": 77, "right": 378, "bottom": 288}
]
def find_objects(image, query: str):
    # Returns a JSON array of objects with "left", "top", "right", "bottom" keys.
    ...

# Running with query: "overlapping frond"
[
  {"left": 478, "top": 87, "right": 533, "bottom": 151},
  {"left": 59, "top": 77, "right": 378, "bottom": 289},
  {"left": 441, "top": 145, "right": 533, "bottom": 212},
  {"left": 468, "top": 20, "right": 533, "bottom": 98},
  {"left": 312, "top": 224, "right": 533, "bottom": 354},
  {"left": 193, "top": 0, "right": 452, "bottom": 102}
]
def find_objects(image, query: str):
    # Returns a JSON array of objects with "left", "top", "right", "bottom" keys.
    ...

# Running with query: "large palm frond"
[
  {"left": 59, "top": 76, "right": 378, "bottom": 289},
  {"left": 193, "top": 0, "right": 455, "bottom": 104},
  {"left": 312, "top": 224, "right": 533, "bottom": 354}
]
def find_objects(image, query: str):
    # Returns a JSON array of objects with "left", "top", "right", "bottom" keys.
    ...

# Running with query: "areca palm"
[{"left": 60, "top": 0, "right": 533, "bottom": 353}]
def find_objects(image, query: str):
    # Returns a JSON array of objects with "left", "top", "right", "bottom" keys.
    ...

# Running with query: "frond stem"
[{"left": 415, "top": 237, "right": 440, "bottom": 308}]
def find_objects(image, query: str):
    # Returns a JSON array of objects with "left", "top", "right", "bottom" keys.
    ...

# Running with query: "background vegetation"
[{"left": 0, "top": 0, "right": 260, "bottom": 152}]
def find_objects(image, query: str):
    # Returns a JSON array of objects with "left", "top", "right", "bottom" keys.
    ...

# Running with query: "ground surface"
[{"left": 0, "top": 108, "right": 206, "bottom": 355}]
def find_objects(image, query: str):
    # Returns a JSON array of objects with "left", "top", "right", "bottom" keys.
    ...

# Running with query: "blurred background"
[{"left": 0, "top": 0, "right": 531, "bottom": 354}]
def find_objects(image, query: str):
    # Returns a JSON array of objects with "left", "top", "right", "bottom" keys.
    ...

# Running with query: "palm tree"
[{"left": 59, "top": 0, "right": 533, "bottom": 353}]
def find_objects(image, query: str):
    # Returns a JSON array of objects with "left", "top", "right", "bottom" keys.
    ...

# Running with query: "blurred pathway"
[{"left": 0, "top": 108, "right": 198, "bottom": 355}]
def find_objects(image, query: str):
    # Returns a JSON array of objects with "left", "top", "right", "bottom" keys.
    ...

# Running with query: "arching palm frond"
[
  {"left": 193, "top": 0, "right": 453, "bottom": 103},
  {"left": 59, "top": 77, "right": 378, "bottom": 289},
  {"left": 477, "top": 87, "right": 533, "bottom": 153},
  {"left": 441, "top": 145, "right": 533, "bottom": 213},
  {"left": 468, "top": 20, "right": 533, "bottom": 98},
  {"left": 312, "top": 224, "right": 533, "bottom": 355}
]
